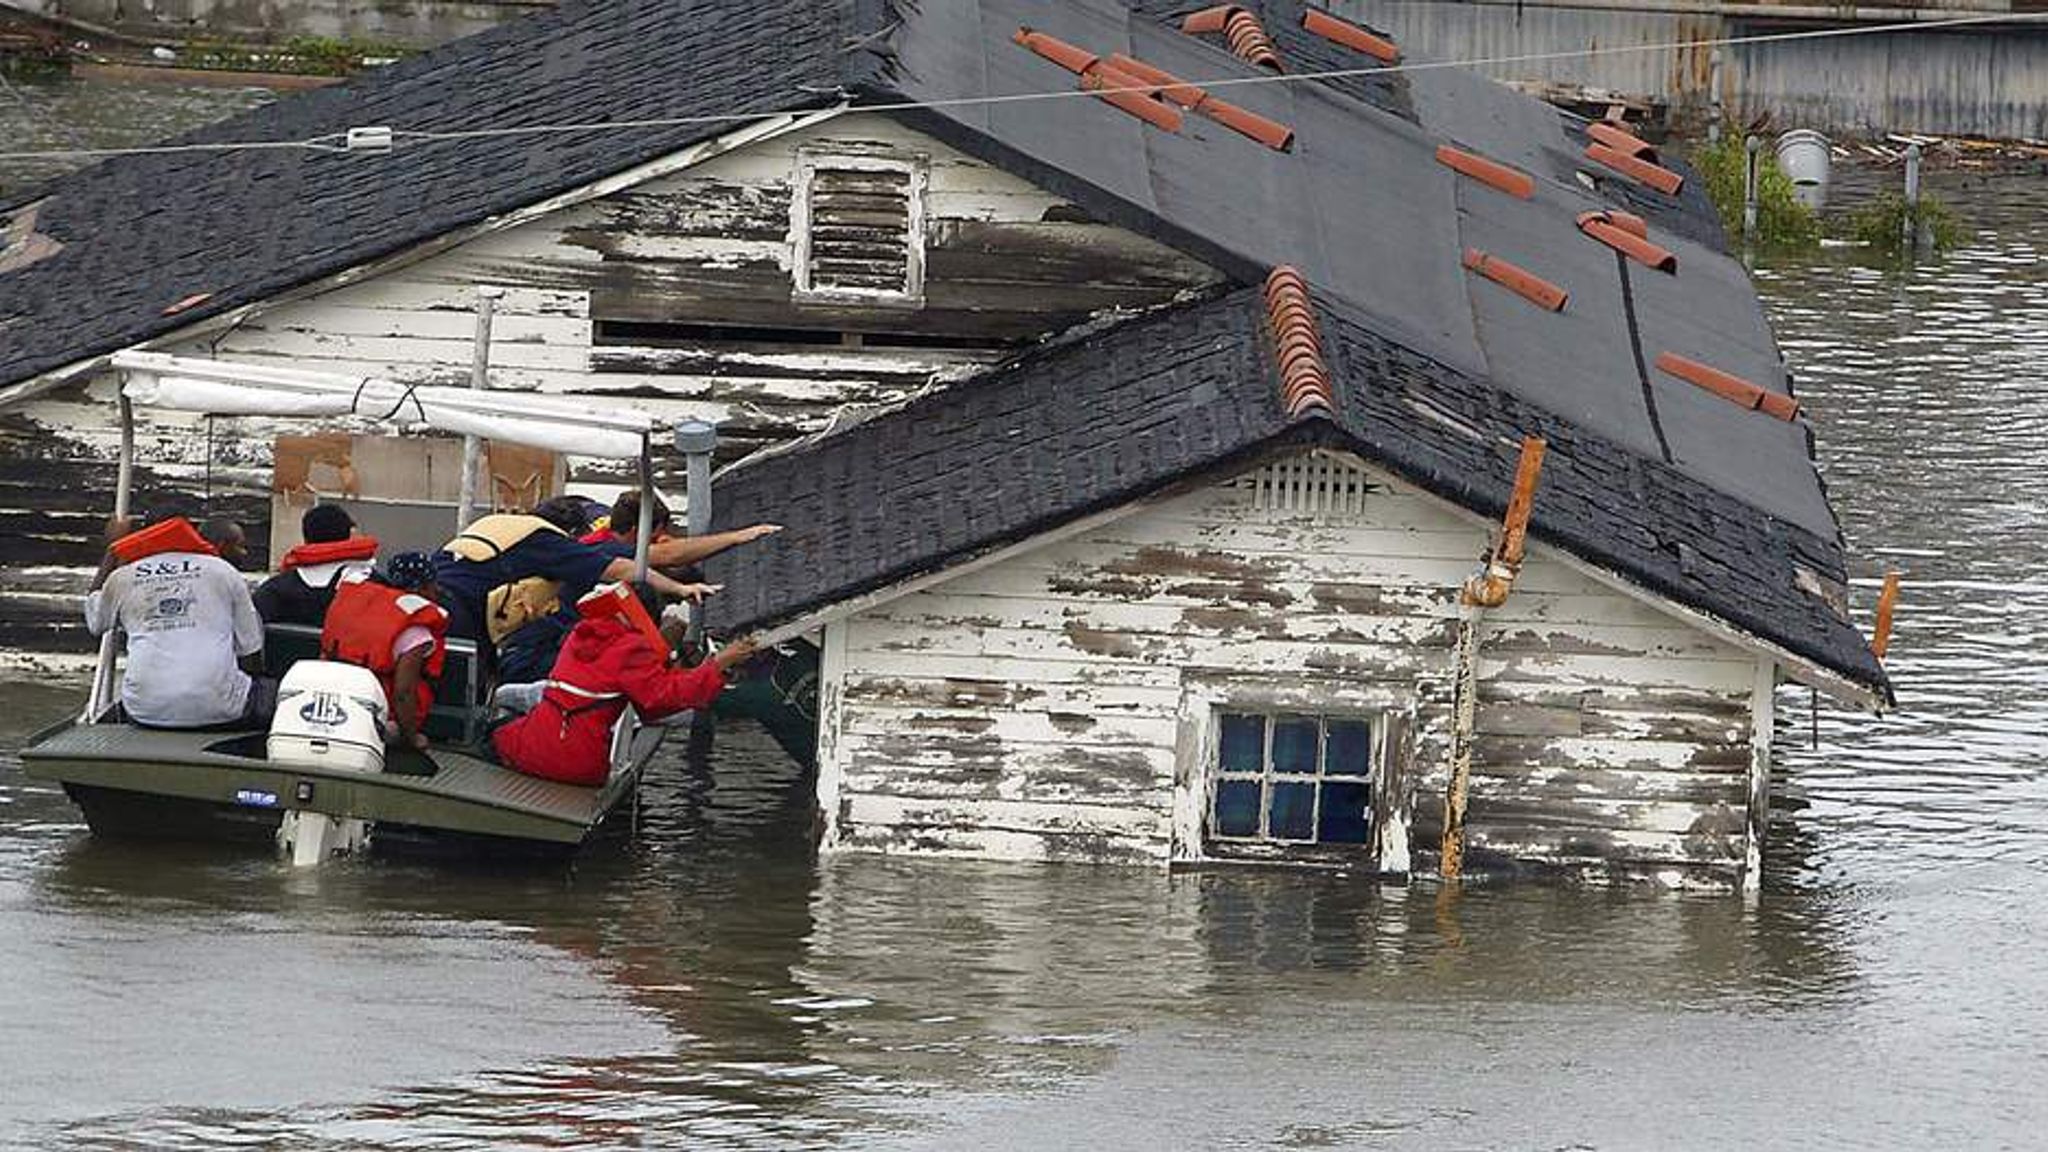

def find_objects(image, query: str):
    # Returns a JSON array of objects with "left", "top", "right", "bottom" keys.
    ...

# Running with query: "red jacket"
[{"left": 491, "top": 615, "right": 726, "bottom": 787}]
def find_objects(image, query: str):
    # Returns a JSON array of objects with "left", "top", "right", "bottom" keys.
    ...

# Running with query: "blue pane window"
[
  {"left": 1324, "top": 721, "right": 1373, "bottom": 776},
  {"left": 1317, "top": 781, "right": 1372, "bottom": 845},
  {"left": 1214, "top": 779, "right": 1262, "bottom": 837},
  {"left": 1209, "top": 711, "right": 1378, "bottom": 851},
  {"left": 1269, "top": 783, "right": 1316, "bottom": 840},
  {"left": 1271, "top": 717, "right": 1319, "bottom": 774},
  {"left": 1219, "top": 714, "right": 1266, "bottom": 774}
]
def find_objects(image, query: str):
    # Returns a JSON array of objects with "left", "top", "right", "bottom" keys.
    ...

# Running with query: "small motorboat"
[{"left": 21, "top": 350, "right": 710, "bottom": 864}]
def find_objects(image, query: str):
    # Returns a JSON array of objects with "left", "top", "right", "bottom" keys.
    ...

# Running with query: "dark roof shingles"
[
  {"left": 0, "top": 0, "right": 851, "bottom": 388},
  {"left": 705, "top": 290, "right": 1289, "bottom": 631}
]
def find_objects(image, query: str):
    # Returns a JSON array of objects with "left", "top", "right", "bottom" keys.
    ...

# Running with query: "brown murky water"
[{"left": 3, "top": 78, "right": 2047, "bottom": 1148}]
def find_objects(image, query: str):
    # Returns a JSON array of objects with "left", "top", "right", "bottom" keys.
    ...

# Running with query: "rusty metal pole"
[
  {"left": 1872, "top": 570, "right": 1902, "bottom": 659},
  {"left": 1440, "top": 437, "right": 1546, "bottom": 881}
]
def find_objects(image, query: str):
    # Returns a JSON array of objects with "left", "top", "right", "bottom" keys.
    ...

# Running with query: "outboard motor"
[{"left": 268, "top": 661, "right": 387, "bottom": 863}]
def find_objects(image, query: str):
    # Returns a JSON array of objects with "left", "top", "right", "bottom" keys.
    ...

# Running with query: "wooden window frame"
[
  {"left": 1174, "top": 675, "right": 1415, "bottom": 873},
  {"left": 789, "top": 148, "right": 928, "bottom": 307},
  {"left": 1207, "top": 710, "right": 1381, "bottom": 865}
]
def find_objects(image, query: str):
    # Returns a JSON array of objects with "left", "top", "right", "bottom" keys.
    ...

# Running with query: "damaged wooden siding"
[
  {"left": 166, "top": 113, "right": 1218, "bottom": 453},
  {"left": 819, "top": 450, "right": 1766, "bottom": 882},
  {"left": 0, "top": 113, "right": 1220, "bottom": 660}
]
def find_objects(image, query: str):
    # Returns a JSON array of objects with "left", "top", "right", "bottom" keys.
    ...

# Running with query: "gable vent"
[
  {"left": 792, "top": 150, "right": 927, "bottom": 306},
  {"left": 1233, "top": 454, "right": 1379, "bottom": 517}
]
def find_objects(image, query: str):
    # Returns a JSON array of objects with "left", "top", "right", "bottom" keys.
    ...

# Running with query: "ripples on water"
[{"left": 2, "top": 76, "right": 2047, "bottom": 1147}]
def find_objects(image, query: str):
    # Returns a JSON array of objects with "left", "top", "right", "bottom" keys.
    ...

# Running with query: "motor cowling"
[{"left": 268, "top": 661, "right": 387, "bottom": 774}]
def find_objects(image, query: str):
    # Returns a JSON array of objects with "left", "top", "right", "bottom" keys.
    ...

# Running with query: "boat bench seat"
[{"left": 263, "top": 623, "right": 488, "bottom": 746}]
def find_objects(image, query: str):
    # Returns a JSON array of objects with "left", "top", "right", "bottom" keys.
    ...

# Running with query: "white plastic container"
[
  {"left": 1775, "top": 129, "right": 1832, "bottom": 211},
  {"left": 268, "top": 661, "right": 388, "bottom": 775}
]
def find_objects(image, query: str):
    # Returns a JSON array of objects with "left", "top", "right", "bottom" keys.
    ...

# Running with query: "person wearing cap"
[
  {"left": 254, "top": 503, "right": 379, "bottom": 626},
  {"left": 319, "top": 551, "right": 448, "bottom": 750}
]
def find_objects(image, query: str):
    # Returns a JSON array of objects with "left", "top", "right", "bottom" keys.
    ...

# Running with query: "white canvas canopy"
[
  {"left": 86, "top": 351, "right": 691, "bottom": 724},
  {"left": 111, "top": 351, "right": 656, "bottom": 460}
]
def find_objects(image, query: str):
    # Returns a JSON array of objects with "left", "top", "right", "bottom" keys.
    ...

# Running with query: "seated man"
[
  {"left": 432, "top": 511, "right": 742, "bottom": 644},
  {"left": 254, "top": 504, "right": 379, "bottom": 626},
  {"left": 85, "top": 514, "right": 273, "bottom": 730},
  {"left": 318, "top": 552, "right": 447, "bottom": 751},
  {"left": 491, "top": 582, "right": 756, "bottom": 787}
]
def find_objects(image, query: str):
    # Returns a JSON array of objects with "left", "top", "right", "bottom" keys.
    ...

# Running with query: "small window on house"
[
  {"left": 791, "top": 150, "right": 926, "bottom": 306},
  {"left": 1211, "top": 712, "right": 1375, "bottom": 851}
]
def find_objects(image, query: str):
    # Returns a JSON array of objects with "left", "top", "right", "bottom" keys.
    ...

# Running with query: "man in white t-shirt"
[{"left": 84, "top": 517, "right": 273, "bottom": 729}]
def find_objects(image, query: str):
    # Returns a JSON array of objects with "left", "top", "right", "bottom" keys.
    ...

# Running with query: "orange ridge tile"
[
  {"left": 1435, "top": 145, "right": 1534, "bottom": 199},
  {"left": 1302, "top": 9, "right": 1401, "bottom": 63},
  {"left": 1576, "top": 210, "right": 1677, "bottom": 273},
  {"left": 1462, "top": 249, "right": 1570, "bottom": 312},
  {"left": 1654, "top": 352, "right": 1801, "bottom": 421}
]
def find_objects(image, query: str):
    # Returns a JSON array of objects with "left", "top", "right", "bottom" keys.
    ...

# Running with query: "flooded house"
[{"left": 0, "top": 0, "right": 1891, "bottom": 885}]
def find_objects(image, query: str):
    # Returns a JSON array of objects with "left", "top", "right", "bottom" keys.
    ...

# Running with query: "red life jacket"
[
  {"left": 109, "top": 517, "right": 216, "bottom": 565},
  {"left": 319, "top": 576, "right": 449, "bottom": 731},
  {"left": 278, "top": 535, "right": 379, "bottom": 572}
]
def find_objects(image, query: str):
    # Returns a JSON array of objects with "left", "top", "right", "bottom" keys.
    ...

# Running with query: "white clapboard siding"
[{"left": 824, "top": 450, "right": 1763, "bottom": 882}]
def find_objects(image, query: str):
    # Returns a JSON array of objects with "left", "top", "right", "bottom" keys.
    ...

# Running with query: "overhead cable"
[{"left": 0, "top": 11, "right": 2039, "bottom": 163}]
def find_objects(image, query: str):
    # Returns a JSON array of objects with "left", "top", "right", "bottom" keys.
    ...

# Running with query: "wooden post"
[
  {"left": 1902, "top": 144, "right": 1922, "bottom": 254},
  {"left": 85, "top": 389, "right": 137, "bottom": 723},
  {"left": 633, "top": 433, "right": 655, "bottom": 582},
  {"left": 1707, "top": 49, "right": 1723, "bottom": 143},
  {"left": 1742, "top": 135, "right": 1762, "bottom": 240},
  {"left": 1440, "top": 436, "right": 1546, "bottom": 881},
  {"left": 456, "top": 285, "right": 502, "bottom": 532}
]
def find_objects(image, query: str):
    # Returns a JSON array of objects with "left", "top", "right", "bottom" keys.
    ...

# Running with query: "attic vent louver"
[{"left": 792, "top": 150, "right": 927, "bottom": 306}]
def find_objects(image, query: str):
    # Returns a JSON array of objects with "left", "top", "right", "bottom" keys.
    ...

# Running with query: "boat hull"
[{"left": 24, "top": 718, "right": 660, "bottom": 859}]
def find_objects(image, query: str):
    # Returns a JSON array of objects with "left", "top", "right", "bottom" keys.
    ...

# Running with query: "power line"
[{"left": 0, "top": 10, "right": 2040, "bottom": 162}]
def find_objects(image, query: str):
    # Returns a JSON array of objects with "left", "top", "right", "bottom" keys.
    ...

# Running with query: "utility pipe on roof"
[
  {"left": 676, "top": 420, "right": 718, "bottom": 649},
  {"left": 1440, "top": 436, "right": 1546, "bottom": 882}
]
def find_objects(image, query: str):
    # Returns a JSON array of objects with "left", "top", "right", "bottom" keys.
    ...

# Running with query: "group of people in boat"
[{"left": 85, "top": 495, "right": 778, "bottom": 788}]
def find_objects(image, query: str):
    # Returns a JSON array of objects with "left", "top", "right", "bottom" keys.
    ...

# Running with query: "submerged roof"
[
  {"left": 703, "top": 288, "right": 1887, "bottom": 697},
  {"left": 0, "top": 0, "right": 1883, "bottom": 691}
]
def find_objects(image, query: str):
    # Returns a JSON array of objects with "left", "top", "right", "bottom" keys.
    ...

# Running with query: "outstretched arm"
[{"left": 647, "top": 524, "right": 781, "bottom": 569}]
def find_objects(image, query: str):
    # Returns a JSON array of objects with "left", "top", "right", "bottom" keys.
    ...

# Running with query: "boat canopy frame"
[{"left": 88, "top": 350, "right": 693, "bottom": 722}]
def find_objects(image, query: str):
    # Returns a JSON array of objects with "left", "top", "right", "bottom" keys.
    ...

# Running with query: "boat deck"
[{"left": 23, "top": 720, "right": 661, "bottom": 846}]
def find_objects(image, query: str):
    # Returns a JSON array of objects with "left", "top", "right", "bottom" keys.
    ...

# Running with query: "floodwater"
[{"left": 4, "top": 77, "right": 2048, "bottom": 1149}]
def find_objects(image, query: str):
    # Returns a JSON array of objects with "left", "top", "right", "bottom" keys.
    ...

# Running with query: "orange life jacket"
[
  {"left": 109, "top": 517, "right": 216, "bottom": 565},
  {"left": 575, "top": 581, "right": 670, "bottom": 658},
  {"left": 278, "top": 536, "right": 379, "bottom": 572},
  {"left": 320, "top": 576, "right": 449, "bottom": 732}
]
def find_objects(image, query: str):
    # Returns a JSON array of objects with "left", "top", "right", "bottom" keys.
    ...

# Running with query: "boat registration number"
[{"left": 234, "top": 789, "right": 280, "bottom": 808}]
